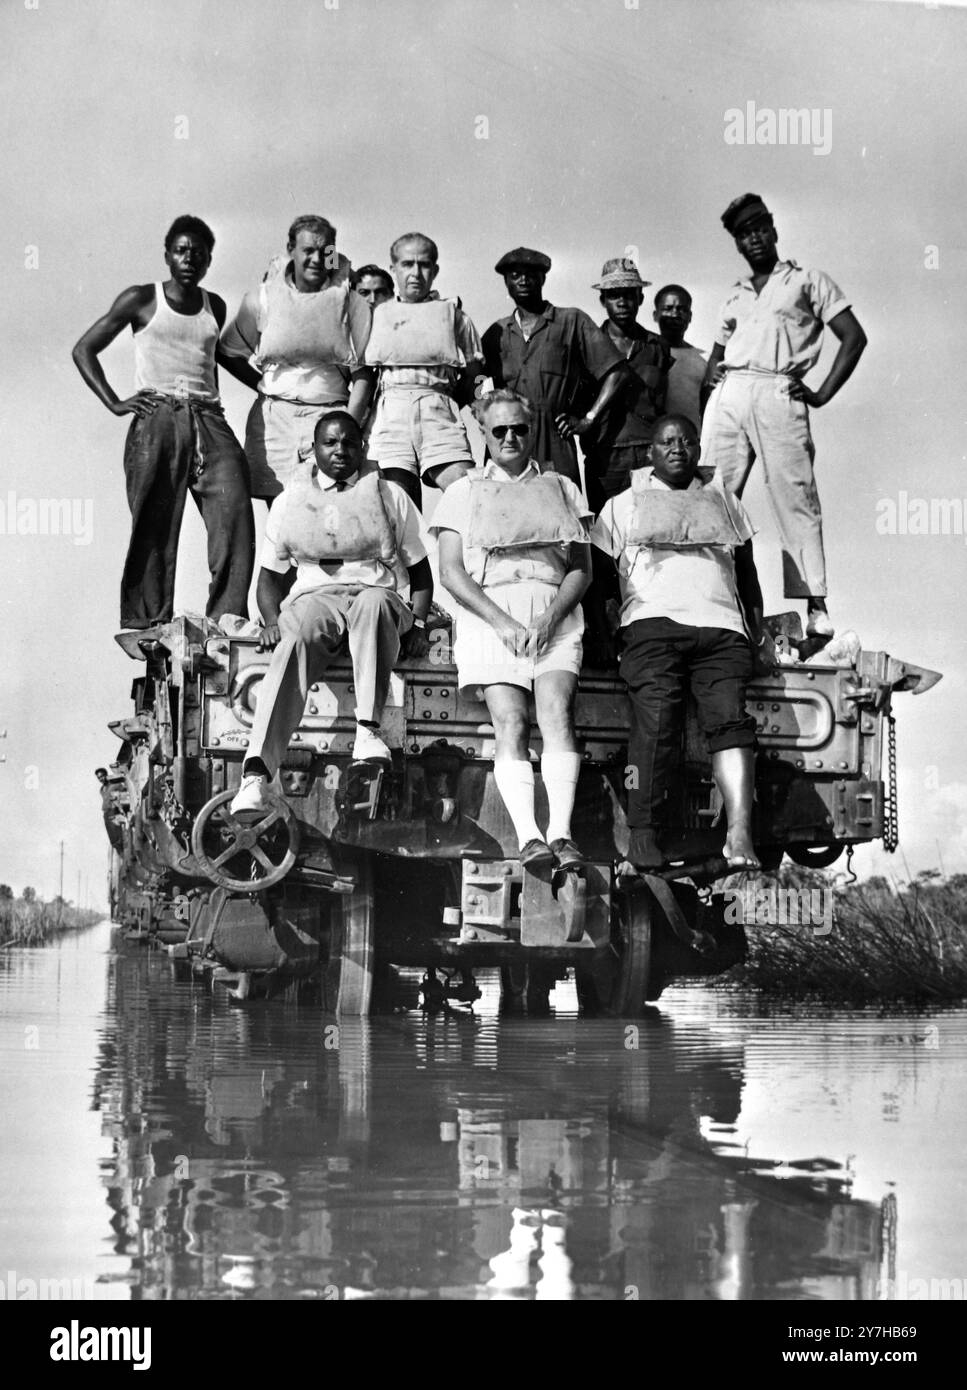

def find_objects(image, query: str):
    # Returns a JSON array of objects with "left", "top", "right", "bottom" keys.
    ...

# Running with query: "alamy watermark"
[
  {"left": 724, "top": 102, "right": 832, "bottom": 157},
  {"left": 0, "top": 1269, "right": 99, "bottom": 1299},
  {"left": 723, "top": 885, "right": 833, "bottom": 937},
  {"left": 876, "top": 491, "right": 967, "bottom": 542},
  {"left": 0, "top": 492, "right": 93, "bottom": 545}
]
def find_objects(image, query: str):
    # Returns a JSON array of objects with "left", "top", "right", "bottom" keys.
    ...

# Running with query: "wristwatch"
[{"left": 411, "top": 616, "right": 426, "bottom": 630}]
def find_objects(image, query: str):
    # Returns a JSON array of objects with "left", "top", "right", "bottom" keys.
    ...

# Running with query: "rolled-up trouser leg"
[
  {"left": 345, "top": 587, "right": 407, "bottom": 723},
  {"left": 245, "top": 590, "right": 349, "bottom": 776},
  {"left": 120, "top": 401, "right": 192, "bottom": 628},
  {"left": 619, "top": 619, "right": 690, "bottom": 829},
  {"left": 688, "top": 627, "right": 758, "bottom": 751},
  {"left": 190, "top": 409, "right": 255, "bottom": 621}
]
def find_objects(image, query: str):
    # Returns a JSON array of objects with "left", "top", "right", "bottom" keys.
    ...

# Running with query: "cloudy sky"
[{"left": 2, "top": 0, "right": 964, "bottom": 900}]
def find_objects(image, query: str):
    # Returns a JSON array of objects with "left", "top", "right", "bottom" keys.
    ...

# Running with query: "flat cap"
[
  {"left": 721, "top": 193, "right": 772, "bottom": 235},
  {"left": 593, "top": 257, "right": 651, "bottom": 291},
  {"left": 494, "top": 246, "right": 551, "bottom": 274}
]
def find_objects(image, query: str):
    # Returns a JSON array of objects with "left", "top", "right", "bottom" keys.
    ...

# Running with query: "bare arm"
[
  {"left": 346, "top": 366, "right": 376, "bottom": 423},
  {"left": 71, "top": 284, "right": 162, "bottom": 418},
  {"left": 254, "top": 568, "right": 292, "bottom": 651},
  {"left": 734, "top": 540, "right": 775, "bottom": 672},
  {"left": 437, "top": 529, "right": 527, "bottom": 656},
  {"left": 217, "top": 289, "right": 264, "bottom": 392},
  {"left": 556, "top": 363, "right": 630, "bottom": 439},
  {"left": 789, "top": 308, "right": 867, "bottom": 409},
  {"left": 399, "top": 555, "right": 434, "bottom": 659},
  {"left": 523, "top": 542, "right": 591, "bottom": 657}
]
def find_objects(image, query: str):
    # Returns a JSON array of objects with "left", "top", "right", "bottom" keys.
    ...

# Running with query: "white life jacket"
[
  {"left": 464, "top": 466, "right": 587, "bottom": 586},
  {"left": 365, "top": 298, "right": 463, "bottom": 368},
  {"left": 256, "top": 277, "right": 356, "bottom": 369},
  {"left": 626, "top": 473, "right": 746, "bottom": 550},
  {"left": 275, "top": 470, "right": 397, "bottom": 565}
]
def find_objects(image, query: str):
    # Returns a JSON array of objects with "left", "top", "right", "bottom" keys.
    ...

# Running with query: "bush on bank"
[
  {"left": 0, "top": 886, "right": 101, "bottom": 947},
  {"left": 731, "top": 866, "right": 967, "bottom": 1003}
]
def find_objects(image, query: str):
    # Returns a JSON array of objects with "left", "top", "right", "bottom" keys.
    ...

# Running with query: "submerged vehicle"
[{"left": 103, "top": 610, "right": 939, "bottom": 1016}]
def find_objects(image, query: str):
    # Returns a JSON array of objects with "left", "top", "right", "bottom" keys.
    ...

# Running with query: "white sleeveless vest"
[
  {"left": 464, "top": 466, "right": 587, "bottom": 586},
  {"left": 275, "top": 470, "right": 397, "bottom": 565},
  {"left": 133, "top": 284, "right": 218, "bottom": 398},
  {"left": 626, "top": 474, "right": 746, "bottom": 549},
  {"left": 257, "top": 278, "right": 356, "bottom": 369},
  {"left": 364, "top": 298, "right": 462, "bottom": 367}
]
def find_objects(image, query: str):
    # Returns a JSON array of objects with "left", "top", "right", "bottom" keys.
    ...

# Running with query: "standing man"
[
  {"left": 364, "top": 232, "right": 483, "bottom": 509},
  {"left": 700, "top": 195, "right": 867, "bottom": 637},
  {"left": 482, "top": 248, "right": 628, "bottom": 489},
  {"left": 653, "top": 284, "right": 707, "bottom": 429},
  {"left": 72, "top": 215, "right": 255, "bottom": 631},
  {"left": 582, "top": 258, "right": 671, "bottom": 511},
  {"left": 230, "top": 411, "right": 432, "bottom": 815}
]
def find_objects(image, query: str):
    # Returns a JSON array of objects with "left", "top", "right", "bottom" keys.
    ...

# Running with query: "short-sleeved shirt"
[
  {"left": 482, "top": 303, "right": 624, "bottom": 474},
  {"left": 219, "top": 268, "right": 373, "bottom": 404},
  {"left": 591, "top": 468, "right": 755, "bottom": 635},
  {"left": 430, "top": 459, "right": 591, "bottom": 589},
  {"left": 715, "top": 260, "right": 850, "bottom": 377},
  {"left": 665, "top": 343, "right": 707, "bottom": 429},
  {"left": 584, "top": 321, "right": 671, "bottom": 453},
  {"left": 261, "top": 468, "right": 426, "bottom": 603}
]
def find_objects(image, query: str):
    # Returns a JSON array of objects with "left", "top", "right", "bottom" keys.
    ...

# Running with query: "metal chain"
[{"left": 884, "top": 713, "right": 899, "bottom": 854}]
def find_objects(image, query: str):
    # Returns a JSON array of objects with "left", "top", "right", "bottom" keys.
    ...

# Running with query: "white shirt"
[
  {"left": 261, "top": 468, "right": 426, "bottom": 603},
  {"left": 590, "top": 468, "right": 754, "bottom": 635},
  {"left": 715, "top": 259, "right": 850, "bottom": 377}
]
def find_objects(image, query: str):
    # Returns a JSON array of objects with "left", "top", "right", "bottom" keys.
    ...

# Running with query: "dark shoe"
[
  {"left": 550, "top": 837, "right": 586, "bottom": 871},
  {"left": 519, "top": 838, "right": 555, "bottom": 869},
  {"left": 627, "top": 827, "right": 664, "bottom": 870}
]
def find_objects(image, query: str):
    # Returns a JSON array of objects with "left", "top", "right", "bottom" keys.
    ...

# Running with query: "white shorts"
[
  {"left": 245, "top": 394, "right": 347, "bottom": 499},
  {"left": 368, "top": 387, "right": 474, "bottom": 480},
  {"left": 451, "top": 580, "right": 584, "bottom": 693}
]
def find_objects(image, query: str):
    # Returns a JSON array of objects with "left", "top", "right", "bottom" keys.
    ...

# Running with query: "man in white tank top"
[{"left": 73, "top": 215, "right": 255, "bottom": 631}]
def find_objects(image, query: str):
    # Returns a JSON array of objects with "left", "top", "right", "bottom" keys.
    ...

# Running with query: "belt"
[{"left": 140, "top": 392, "right": 225, "bottom": 478}]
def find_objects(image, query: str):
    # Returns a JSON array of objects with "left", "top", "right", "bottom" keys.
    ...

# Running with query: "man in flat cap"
[
  {"left": 581, "top": 258, "right": 671, "bottom": 512},
  {"left": 482, "top": 248, "right": 628, "bottom": 489},
  {"left": 700, "top": 194, "right": 867, "bottom": 638}
]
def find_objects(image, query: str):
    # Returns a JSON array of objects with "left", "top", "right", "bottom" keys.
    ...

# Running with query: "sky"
[{"left": 1, "top": 0, "right": 965, "bottom": 901}]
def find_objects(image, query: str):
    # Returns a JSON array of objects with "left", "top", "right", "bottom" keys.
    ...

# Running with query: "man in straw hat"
[{"left": 582, "top": 257, "right": 671, "bottom": 512}]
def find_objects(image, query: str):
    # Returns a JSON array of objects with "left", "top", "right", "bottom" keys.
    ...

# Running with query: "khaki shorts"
[
  {"left": 452, "top": 580, "right": 584, "bottom": 693},
  {"left": 245, "top": 394, "right": 347, "bottom": 499},
  {"left": 368, "top": 388, "right": 474, "bottom": 480}
]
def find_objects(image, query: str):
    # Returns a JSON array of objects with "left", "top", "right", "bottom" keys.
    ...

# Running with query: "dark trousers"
[
  {"left": 121, "top": 398, "right": 255, "bottom": 628},
  {"left": 619, "top": 618, "right": 756, "bottom": 829},
  {"left": 583, "top": 443, "right": 652, "bottom": 514}
]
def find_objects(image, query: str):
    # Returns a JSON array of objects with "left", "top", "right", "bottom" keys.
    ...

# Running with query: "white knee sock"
[
  {"left": 494, "top": 759, "right": 542, "bottom": 848},
  {"left": 541, "top": 750, "right": 582, "bottom": 844}
]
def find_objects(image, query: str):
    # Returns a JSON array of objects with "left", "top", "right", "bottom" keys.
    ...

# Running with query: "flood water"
[{"left": 1, "top": 920, "right": 965, "bottom": 1302}]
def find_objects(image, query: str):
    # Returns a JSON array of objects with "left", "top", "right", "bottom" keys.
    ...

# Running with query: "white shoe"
[
  {"left": 230, "top": 773, "right": 267, "bottom": 815},
  {"left": 352, "top": 726, "right": 391, "bottom": 762},
  {"left": 805, "top": 609, "right": 835, "bottom": 638}
]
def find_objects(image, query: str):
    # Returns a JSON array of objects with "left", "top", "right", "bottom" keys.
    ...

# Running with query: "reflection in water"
[{"left": 90, "top": 936, "right": 900, "bottom": 1301}]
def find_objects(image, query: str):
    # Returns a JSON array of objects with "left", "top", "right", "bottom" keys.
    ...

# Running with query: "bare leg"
[{"left": 712, "top": 745, "right": 760, "bottom": 868}]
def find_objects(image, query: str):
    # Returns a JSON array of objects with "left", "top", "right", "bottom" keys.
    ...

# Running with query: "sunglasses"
[{"left": 491, "top": 423, "right": 530, "bottom": 440}]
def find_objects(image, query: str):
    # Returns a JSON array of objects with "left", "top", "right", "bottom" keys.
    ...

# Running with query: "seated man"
[
  {"left": 364, "top": 232, "right": 484, "bottom": 510},
  {"left": 591, "top": 415, "right": 770, "bottom": 871},
  {"left": 230, "top": 411, "right": 432, "bottom": 815},
  {"left": 432, "top": 389, "right": 591, "bottom": 870},
  {"left": 95, "top": 768, "right": 125, "bottom": 854}
]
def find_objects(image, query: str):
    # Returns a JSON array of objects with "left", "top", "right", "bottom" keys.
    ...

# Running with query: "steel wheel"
[{"left": 324, "top": 852, "right": 375, "bottom": 1016}]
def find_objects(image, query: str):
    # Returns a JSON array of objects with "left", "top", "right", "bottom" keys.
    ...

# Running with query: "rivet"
[
  {"left": 293, "top": 733, "right": 302, "bottom": 742},
  {"left": 771, "top": 724, "right": 779, "bottom": 733},
  {"left": 423, "top": 687, "right": 433, "bottom": 697},
  {"left": 423, "top": 709, "right": 432, "bottom": 719},
  {"left": 796, "top": 759, "right": 804, "bottom": 768},
  {"left": 771, "top": 703, "right": 780, "bottom": 712},
  {"left": 441, "top": 689, "right": 450, "bottom": 698},
  {"left": 467, "top": 863, "right": 478, "bottom": 875},
  {"left": 807, "top": 672, "right": 815, "bottom": 681},
  {"left": 211, "top": 737, "right": 220, "bottom": 746},
  {"left": 440, "top": 712, "right": 448, "bottom": 720},
  {"left": 814, "top": 759, "right": 823, "bottom": 768},
  {"left": 838, "top": 761, "right": 848, "bottom": 769},
  {"left": 311, "top": 684, "right": 320, "bottom": 692},
  {"left": 309, "top": 703, "right": 317, "bottom": 714}
]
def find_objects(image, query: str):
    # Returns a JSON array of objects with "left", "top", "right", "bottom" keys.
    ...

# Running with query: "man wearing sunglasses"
[{"left": 431, "top": 390, "right": 592, "bottom": 870}]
